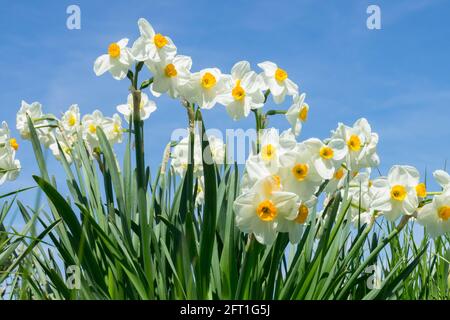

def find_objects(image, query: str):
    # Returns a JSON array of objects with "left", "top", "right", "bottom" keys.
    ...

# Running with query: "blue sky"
[{"left": 1, "top": 0, "right": 450, "bottom": 201}]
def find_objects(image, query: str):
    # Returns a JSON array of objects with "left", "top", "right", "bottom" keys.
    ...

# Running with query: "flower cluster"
[
  {"left": 93, "top": 18, "right": 303, "bottom": 126},
  {"left": 16, "top": 101, "right": 124, "bottom": 164}
]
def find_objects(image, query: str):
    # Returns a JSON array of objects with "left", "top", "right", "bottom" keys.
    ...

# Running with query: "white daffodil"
[
  {"left": 257, "top": 61, "right": 298, "bottom": 104},
  {"left": 277, "top": 196, "right": 317, "bottom": 244},
  {"left": 257, "top": 128, "right": 297, "bottom": 171},
  {"left": 82, "top": 110, "right": 106, "bottom": 149},
  {"left": 216, "top": 61, "right": 265, "bottom": 121},
  {"left": 433, "top": 170, "right": 450, "bottom": 191},
  {"left": 146, "top": 55, "right": 192, "bottom": 98},
  {"left": 195, "top": 176, "right": 205, "bottom": 207},
  {"left": 94, "top": 38, "right": 134, "bottom": 80},
  {"left": 131, "top": 18, "right": 177, "bottom": 62},
  {"left": 49, "top": 131, "right": 76, "bottom": 164},
  {"left": 303, "top": 138, "right": 348, "bottom": 180},
  {"left": 0, "top": 152, "right": 21, "bottom": 185},
  {"left": 285, "top": 93, "right": 309, "bottom": 136},
  {"left": 182, "top": 68, "right": 231, "bottom": 109},
  {"left": 61, "top": 104, "right": 80, "bottom": 134},
  {"left": 206, "top": 135, "right": 226, "bottom": 166},
  {"left": 234, "top": 176, "right": 298, "bottom": 245},
  {"left": 16, "top": 100, "right": 43, "bottom": 140},
  {"left": 103, "top": 114, "right": 123, "bottom": 145},
  {"left": 417, "top": 189, "right": 450, "bottom": 237},
  {"left": 116, "top": 93, "right": 157, "bottom": 123},
  {"left": 371, "top": 165, "right": 419, "bottom": 221},
  {"left": 331, "top": 118, "right": 379, "bottom": 171},
  {"left": 16, "top": 100, "right": 54, "bottom": 147},
  {"left": 347, "top": 170, "right": 375, "bottom": 227},
  {"left": 0, "top": 122, "right": 19, "bottom": 156},
  {"left": 278, "top": 142, "right": 323, "bottom": 201}
]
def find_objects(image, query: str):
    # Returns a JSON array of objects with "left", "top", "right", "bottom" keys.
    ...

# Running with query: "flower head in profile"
[
  {"left": 117, "top": 93, "right": 157, "bottom": 123},
  {"left": 0, "top": 121, "right": 19, "bottom": 156},
  {"left": 94, "top": 38, "right": 134, "bottom": 80},
  {"left": 217, "top": 61, "right": 265, "bottom": 120},
  {"left": 285, "top": 93, "right": 309, "bottom": 136},
  {"left": 146, "top": 55, "right": 192, "bottom": 98},
  {"left": 16, "top": 100, "right": 54, "bottom": 147},
  {"left": 371, "top": 165, "right": 419, "bottom": 221},
  {"left": 131, "top": 18, "right": 177, "bottom": 62},
  {"left": 182, "top": 68, "right": 231, "bottom": 109},
  {"left": 0, "top": 151, "right": 21, "bottom": 185},
  {"left": 258, "top": 61, "right": 298, "bottom": 104},
  {"left": 234, "top": 176, "right": 298, "bottom": 245},
  {"left": 303, "top": 137, "right": 348, "bottom": 180}
]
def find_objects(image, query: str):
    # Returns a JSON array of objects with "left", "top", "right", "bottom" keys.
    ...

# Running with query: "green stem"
[{"left": 265, "top": 110, "right": 287, "bottom": 116}]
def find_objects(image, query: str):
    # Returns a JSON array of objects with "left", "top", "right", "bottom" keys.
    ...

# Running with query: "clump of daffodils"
[{"left": 5, "top": 17, "right": 448, "bottom": 247}]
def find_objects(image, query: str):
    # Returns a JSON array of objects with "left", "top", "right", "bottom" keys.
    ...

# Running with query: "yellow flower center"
[
  {"left": 89, "top": 124, "right": 97, "bottom": 134},
  {"left": 319, "top": 146, "right": 334, "bottom": 160},
  {"left": 164, "top": 63, "right": 178, "bottom": 78},
  {"left": 68, "top": 114, "right": 77, "bottom": 127},
  {"left": 256, "top": 199, "right": 278, "bottom": 222},
  {"left": 390, "top": 185, "right": 407, "bottom": 201},
  {"left": 261, "top": 144, "right": 276, "bottom": 161},
  {"left": 438, "top": 206, "right": 450, "bottom": 221},
  {"left": 113, "top": 124, "right": 121, "bottom": 134},
  {"left": 415, "top": 183, "right": 427, "bottom": 198},
  {"left": 275, "top": 68, "right": 288, "bottom": 82},
  {"left": 298, "top": 105, "right": 308, "bottom": 122},
  {"left": 292, "top": 163, "right": 308, "bottom": 181},
  {"left": 347, "top": 135, "right": 361, "bottom": 152},
  {"left": 9, "top": 138, "right": 19, "bottom": 151},
  {"left": 334, "top": 168, "right": 344, "bottom": 180},
  {"left": 108, "top": 43, "right": 121, "bottom": 58},
  {"left": 201, "top": 72, "right": 217, "bottom": 89},
  {"left": 295, "top": 204, "right": 309, "bottom": 224},
  {"left": 232, "top": 80, "right": 246, "bottom": 101},
  {"left": 368, "top": 180, "right": 373, "bottom": 188},
  {"left": 154, "top": 33, "right": 168, "bottom": 49}
]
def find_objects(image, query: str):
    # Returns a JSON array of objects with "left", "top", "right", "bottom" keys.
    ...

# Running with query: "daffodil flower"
[
  {"left": 433, "top": 170, "right": 450, "bottom": 191},
  {"left": 258, "top": 61, "right": 298, "bottom": 104},
  {"left": 0, "top": 121, "right": 18, "bottom": 156},
  {"left": 61, "top": 104, "right": 81, "bottom": 134},
  {"left": 182, "top": 68, "right": 231, "bottom": 109},
  {"left": 303, "top": 138, "right": 348, "bottom": 180},
  {"left": 0, "top": 151, "right": 20, "bottom": 185},
  {"left": 417, "top": 189, "right": 450, "bottom": 237},
  {"left": 146, "top": 55, "right": 192, "bottom": 98},
  {"left": 116, "top": 93, "right": 157, "bottom": 123},
  {"left": 216, "top": 61, "right": 265, "bottom": 121},
  {"left": 276, "top": 196, "right": 317, "bottom": 244},
  {"left": 285, "top": 93, "right": 309, "bottom": 136},
  {"left": 16, "top": 100, "right": 54, "bottom": 147},
  {"left": 131, "top": 18, "right": 177, "bottom": 62},
  {"left": 234, "top": 176, "right": 298, "bottom": 245},
  {"left": 371, "top": 165, "right": 419, "bottom": 221},
  {"left": 94, "top": 38, "right": 134, "bottom": 80}
]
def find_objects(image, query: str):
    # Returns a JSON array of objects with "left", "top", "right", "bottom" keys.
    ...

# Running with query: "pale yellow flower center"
[
  {"left": 319, "top": 146, "right": 334, "bottom": 160},
  {"left": 68, "top": 114, "right": 77, "bottom": 127},
  {"left": 391, "top": 185, "right": 407, "bottom": 201},
  {"left": 415, "top": 183, "right": 427, "bottom": 198},
  {"left": 108, "top": 43, "right": 121, "bottom": 58},
  {"left": 438, "top": 206, "right": 450, "bottom": 221},
  {"left": 275, "top": 68, "right": 288, "bottom": 82},
  {"left": 89, "top": 124, "right": 97, "bottom": 134},
  {"left": 164, "top": 63, "right": 177, "bottom": 78},
  {"left": 334, "top": 168, "right": 344, "bottom": 180},
  {"left": 9, "top": 138, "right": 19, "bottom": 151},
  {"left": 201, "top": 72, "right": 217, "bottom": 89},
  {"left": 295, "top": 204, "right": 309, "bottom": 224},
  {"left": 232, "top": 80, "right": 246, "bottom": 101},
  {"left": 256, "top": 199, "right": 277, "bottom": 222},
  {"left": 292, "top": 163, "right": 308, "bottom": 181},
  {"left": 347, "top": 135, "right": 361, "bottom": 152},
  {"left": 154, "top": 33, "right": 168, "bottom": 49},
  {"left": 113, "top": 124, "right": 121, "bottom": 134},
  {"left": 261, "top": 144, "right": 276, "bottom": 161},
  {"left": 298, "top": 105, "right": 308, "bottom": 122}
]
